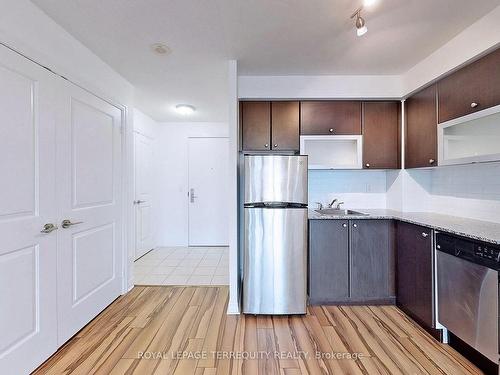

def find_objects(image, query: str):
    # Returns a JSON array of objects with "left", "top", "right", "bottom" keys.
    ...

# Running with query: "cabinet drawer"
[
  {"left": 438, "top": 48, "right": 500, "bottom": 123},
  {"left": 300, "top": 101, "right": 361, "bottom": 135}
]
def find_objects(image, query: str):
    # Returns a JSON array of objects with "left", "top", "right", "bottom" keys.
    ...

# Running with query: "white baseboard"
[{"left": 227, "top": 300, "right": 240, "bottom": 315}]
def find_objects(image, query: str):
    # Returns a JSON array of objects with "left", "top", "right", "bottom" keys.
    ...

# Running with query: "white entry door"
[
  {"left": 55, "top": 81, "right": 123, "bottom": 344},
  {"left": 134, "top": 131, "right": 154, "bottom": 259},
  {"left": 0, "top": 47, "right": 58, "bottom": 374},
  {"left": 188, "top": 137, "right": 229, "bottom": 246}
]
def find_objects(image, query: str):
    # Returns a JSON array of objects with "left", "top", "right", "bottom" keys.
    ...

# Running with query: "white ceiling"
[{"left": 31, "top": 0, "right": 500, "bottom": 122}]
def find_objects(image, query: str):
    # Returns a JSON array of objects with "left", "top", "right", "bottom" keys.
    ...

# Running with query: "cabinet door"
[
  {"left": 397, "top": 222, "right": 433, "bottom": 328},
  {"left": 271, "top": 101, "right": 300, "bottom": 151},
  {"left": 241, "top": 101, "right": 270, "bottom": 151},
  {"left": 300, "top": 101, "right": 361, "bottom": 135},
  {"left": 350, "top": 220, "right": 395, "bottom": 299},
  {"left": 309, "top": 220, "right": 349, "bottom": 304},
  {"left": 362, "top": 102, "right": 400, "bottom": 169},
  {"left": 405, "top": 84, "right": 437, "bottom": 168},
  {"left": 438, "top": 48, "right": 500, "bottom": 123}
]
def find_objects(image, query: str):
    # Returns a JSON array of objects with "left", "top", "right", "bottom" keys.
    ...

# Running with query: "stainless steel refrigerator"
[{"left": 242, "top": 155, "right": 308, "bottom": 315}]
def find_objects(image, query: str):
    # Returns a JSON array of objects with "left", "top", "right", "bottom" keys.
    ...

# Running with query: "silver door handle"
[
  {"left": 41, "top": 223, "right": 58, "bottom": 233},
  {"left": 190, "top": 188, "right": 197, "bottom": 203},
  {"left": 133, "top": 200, "right": 146, "bottom": 204},
  {"left": 61, "top": 219, "right": 83, "bottom": 229}
]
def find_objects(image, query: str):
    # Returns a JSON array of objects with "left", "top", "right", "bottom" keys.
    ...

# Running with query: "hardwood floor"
[{"left": 33, "top": 286, "right": 482, "bottom": 375}]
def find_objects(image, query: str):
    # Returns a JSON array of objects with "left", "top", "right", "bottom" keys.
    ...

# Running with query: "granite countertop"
[{"left": 308, "top": 208, "right": 500, "bottom": 245}]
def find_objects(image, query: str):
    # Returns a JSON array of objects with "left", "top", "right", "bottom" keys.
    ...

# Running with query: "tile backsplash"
[
  {"left": 428, "top": 162, "right": 500, "bottom": 222},
  {"left": 310, "top": 162, "right": 500, "bottom": 223},
  {"left": 308, "top": 170, "right": 388, "bottom": 209}
]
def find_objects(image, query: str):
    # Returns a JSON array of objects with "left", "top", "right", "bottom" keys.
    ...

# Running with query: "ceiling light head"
[
  {"left": 175, "top": 104, "right": 196, "bottom": 115},
  {"left": 351, "top": 8, "right": 368, "bottom": 37},
  {"left": 363, "top": 0, "right": 377, "bottom": 7},
  {"left": 151, "top": 43, "right": 171, "bottom": 55}
]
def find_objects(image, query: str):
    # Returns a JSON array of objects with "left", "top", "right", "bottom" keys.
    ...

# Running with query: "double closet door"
[{"left": 0, "top": 46, "right": 123, "bottom": 375}]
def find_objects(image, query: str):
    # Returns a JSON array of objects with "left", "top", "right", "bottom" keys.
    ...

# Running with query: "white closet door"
[
  {"left": 134, "top": 131, "right": 154, "bottom": 260},
  {"left": 0, "top": 46, "right": 58, "bottom": 374},
  {"left": 55, "top": 81, "right": 123, "bottom": 344}
]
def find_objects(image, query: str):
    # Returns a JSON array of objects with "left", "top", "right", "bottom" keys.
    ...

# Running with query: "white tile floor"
[{"left": 134, "top": 247, "right": 229, "bottom": 286}]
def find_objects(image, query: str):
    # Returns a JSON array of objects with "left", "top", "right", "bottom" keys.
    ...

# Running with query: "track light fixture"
[{"left": 351, "top": 7, "right": 367, "bottom": 37}]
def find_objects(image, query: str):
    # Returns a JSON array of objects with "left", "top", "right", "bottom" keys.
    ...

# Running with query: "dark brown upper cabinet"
[
  {"left": 438, "top": 48, "right": 500, "bottom": 123},
  {"left": 241, "top": 101, "right": 271, "bottom": 151},
  {"left": 300, "top": 101, "right": 362, "bottom": 135},
  {"left": 405, "top": 84, "right": 438, "bottom": 169},
  {"left": 271, "top": 101, "right": 300, "bottom": 151},
  {"left": 362, "top": 101, "right": 400, "bottom": 169},
  {"left": 241, "top": 101, "right": 300, "bottom": 152}
]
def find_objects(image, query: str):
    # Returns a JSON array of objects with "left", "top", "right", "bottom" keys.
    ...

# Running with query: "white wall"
[
  {"left": 0, "top": 0, "right": 136, "bottom": 291},
  {"left": 155, "top": 122, "right": 229, "bottom": 246},
  {"left": 239, "top": 75, "right": 403, "bottom": 99}
]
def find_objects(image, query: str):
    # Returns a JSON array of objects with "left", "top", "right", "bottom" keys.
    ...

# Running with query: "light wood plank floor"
[{"left": 33, "top": 286, "right": 483, "bottom": 375}]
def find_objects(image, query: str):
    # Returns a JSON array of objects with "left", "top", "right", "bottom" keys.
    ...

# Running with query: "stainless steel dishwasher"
[{"left": 436, "top": 232, "right": 499, "bottom": 364}]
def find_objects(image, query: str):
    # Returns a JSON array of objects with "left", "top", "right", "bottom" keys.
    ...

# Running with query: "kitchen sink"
[{"left": 314, "top": 208, "right": 368, "bottom": 216}]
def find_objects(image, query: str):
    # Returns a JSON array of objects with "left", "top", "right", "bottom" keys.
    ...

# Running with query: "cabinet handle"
[
  {"left": 342, "top": 223, "right": 347, "bottom": 228},
  {"left": 329, "top": 128, "right": 334, "bottom": 133},
  {"left": 422, "top": 232, "right": 429, "bottom": 238},
  {"left": 429, "top": 159, "right": 435, "bottom": 164},
  {"left": 471, "top": 102, "right": 478, "bottom": 108},
  {"left": 365, "top": 163, "right": 370, "bottom": 168},
  {"left": 274, "top": 144, "right": 278, "bottom": 148},
  {"left": 265, "top": 143, "right": 269, "bottom": 148},
  {"left": 353, "top": 223, "right": 358, "bottom": 228}
]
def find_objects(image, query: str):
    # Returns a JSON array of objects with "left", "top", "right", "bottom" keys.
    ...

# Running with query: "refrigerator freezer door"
[
  {"left": 243, "top": 207, "right": 307, "bottom": 314},
  {"left": 244, "top": 155, "right": 308, "bottom": 205}
]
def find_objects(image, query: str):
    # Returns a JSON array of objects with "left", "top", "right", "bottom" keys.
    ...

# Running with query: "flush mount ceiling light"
[
  {"left": 351, "top": 7, "right": 368, "bottom": 37},
  {"left": 151, "top": 43, "right": 171, "bottom": 55},
  {"left": 175, "top": 104, "right": 196, "bottom": 115},
  {"left": 363, "top": 0, "right": 377, "bottom": 6}
]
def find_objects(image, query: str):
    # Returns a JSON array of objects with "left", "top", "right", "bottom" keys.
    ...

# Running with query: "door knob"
[
  {"left": 365, "top": 163, "right": 370, "bottom": 168},
  {"left": 41, "top": 223, "right": 58, "bottom": 233},
  {"left": 329, "top": 128, "right": 334, "bottom": 133},
  {"left": 61, "top": 219, "right": 83, "bottom": 229},
  {"left": 274, "top": 144, "right": 278, "bottom": 148},
  {"left": 470, "top": 102, "right": 478, "bottom": 108},
  {"left": 429, "top": 159, "right": 435, "bottom": 164},
  {"left": 265, "top": 143, "right": 269, "bottom": 148},
  {"left": 353, "top": 223, "right": 358, "bottom": 228},
  {"left": 342, "top": 223, "right": 347, "bottom": 228},
  {"left": 422, "top": 232, "right": 429, "bottom": 238},
  {"left": 190, "top": 188, "right": 197, "bottom": 203}
]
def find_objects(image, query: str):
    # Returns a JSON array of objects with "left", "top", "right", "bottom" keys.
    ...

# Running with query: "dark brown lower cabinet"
[
  {"left": 350, "top": 220, "right": 395, "bottom": 300},
  {"left": 309, "top": 219, "right": 395, "bottom": 305},
  {"left": 396, "top": 222, "right": 434, "bottom": 330},
  {"left": 309, "top": 220, "right": 349, "bottom": 304}
]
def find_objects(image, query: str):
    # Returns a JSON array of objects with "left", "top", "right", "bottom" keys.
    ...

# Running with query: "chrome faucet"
[{"left": 328, "top": 198, "right": 344, "bottom": 209}]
